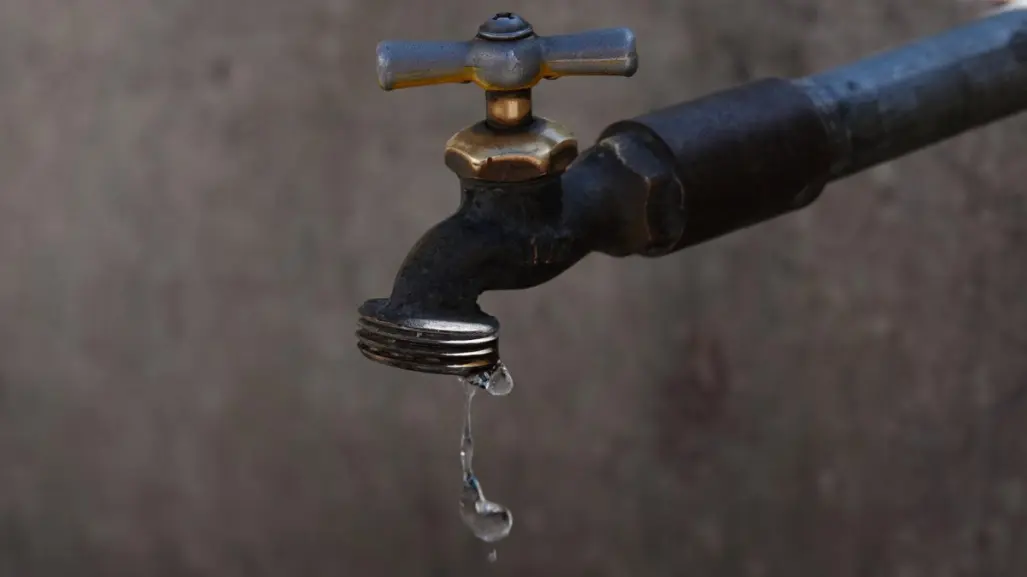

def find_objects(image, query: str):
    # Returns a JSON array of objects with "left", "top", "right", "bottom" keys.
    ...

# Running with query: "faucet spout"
[
  {"left": 387, "top": 177, "right": 586, "bottom": 315},
  {"left": 356, "top": 135, "right": 690, "bottom": 377},
  {"left": 357, "top": 175, "right": 589, "bottom": 376}
]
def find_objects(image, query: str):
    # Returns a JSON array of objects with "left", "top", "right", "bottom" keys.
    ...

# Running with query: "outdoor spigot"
[
  {"left": 357, "top": 9, "right": 1027, "bottom": 378},
  {"left": 357, "top": 13, "right": 640, "bottom": 376},
  {"left": 375, "top": 12, "right": 638, "bottom": 182}
]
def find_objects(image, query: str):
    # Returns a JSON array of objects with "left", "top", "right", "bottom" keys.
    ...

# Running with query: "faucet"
[{"left": 357, "top": 10, "right": 1027, "bottom": 377}]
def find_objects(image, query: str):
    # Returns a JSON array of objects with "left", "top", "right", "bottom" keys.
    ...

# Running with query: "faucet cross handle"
[
  {"left": 375, "top": 13, "right": 639, "bottom": 179},
  {"left": 375, "top": 13, "right": 638, "bottom": 94}
]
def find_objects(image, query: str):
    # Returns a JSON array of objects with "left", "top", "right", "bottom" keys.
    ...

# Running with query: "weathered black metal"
[
  {"left": 358, "top": 10, "right": 1027, "bottom": 376},
  {"left": 355, "top": 143, "right": 673, "bottom": 375},
  {"left": 800, "top": 9, "right": 1027, "bottom": 180},
  {"left": 386, "top": 176, "right": 590, "bottom": 313},
  {"left": 599, "top": 78, "right": 834, "bottom": 252}
]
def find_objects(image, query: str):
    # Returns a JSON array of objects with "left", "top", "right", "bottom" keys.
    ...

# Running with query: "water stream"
[{"left": 458, "top": 361, "right": 515, "bottom": 548}]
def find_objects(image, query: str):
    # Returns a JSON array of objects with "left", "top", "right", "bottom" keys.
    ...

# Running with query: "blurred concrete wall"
[{"left": 1, "top": 0, "right": 1025, "bottom": 575}]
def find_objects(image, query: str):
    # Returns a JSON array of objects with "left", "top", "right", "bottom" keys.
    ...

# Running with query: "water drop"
[
  {"left": 461, "top": 360, "right": 514, "bottom": 396},
  {"left": 485, "top": 361, "right": 514, "bottom": 396},
  {"left": 459, "top": 475, "right": 513, "bottom": 542},
  {"left": 457, "top": 370, "right": 513, "bottom": 543},
  {"left": 488, "top": 549, "right": 498, "bottom": 563}
]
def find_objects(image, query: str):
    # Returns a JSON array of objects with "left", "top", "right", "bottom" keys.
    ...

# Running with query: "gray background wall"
[{"left": 1, "top": 1, "right": 1025, "bottom": 575}]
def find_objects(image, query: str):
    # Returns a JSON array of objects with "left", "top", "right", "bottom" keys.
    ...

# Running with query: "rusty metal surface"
[{"left": 1, "top": 1, "right": 1025, "bottom": 576}]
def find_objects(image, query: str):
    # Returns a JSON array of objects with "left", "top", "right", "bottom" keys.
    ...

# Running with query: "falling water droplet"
[
  {"left": 488, "top": 549, "right": 498, "bottom": 563},
  {"left": 457, "top": 364, "right": 514, "bottom": 543}
]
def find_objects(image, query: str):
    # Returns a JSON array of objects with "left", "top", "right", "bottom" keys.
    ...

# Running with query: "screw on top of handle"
[{"left": 477, "top": 12, "right": 534, "bottom": 40}]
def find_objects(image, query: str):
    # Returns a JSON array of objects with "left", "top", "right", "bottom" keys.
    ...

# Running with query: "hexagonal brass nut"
[{"left": 444, "top": 118, "right": 579, "bottom": 181}]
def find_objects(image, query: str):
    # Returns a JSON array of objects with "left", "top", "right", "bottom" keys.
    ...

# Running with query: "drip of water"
[
  {"left": 457, "top": 362, "right": 514, "bottom": 544},
  {"left": 462, "top": 360, "right": 514, "bottom": 396}
]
